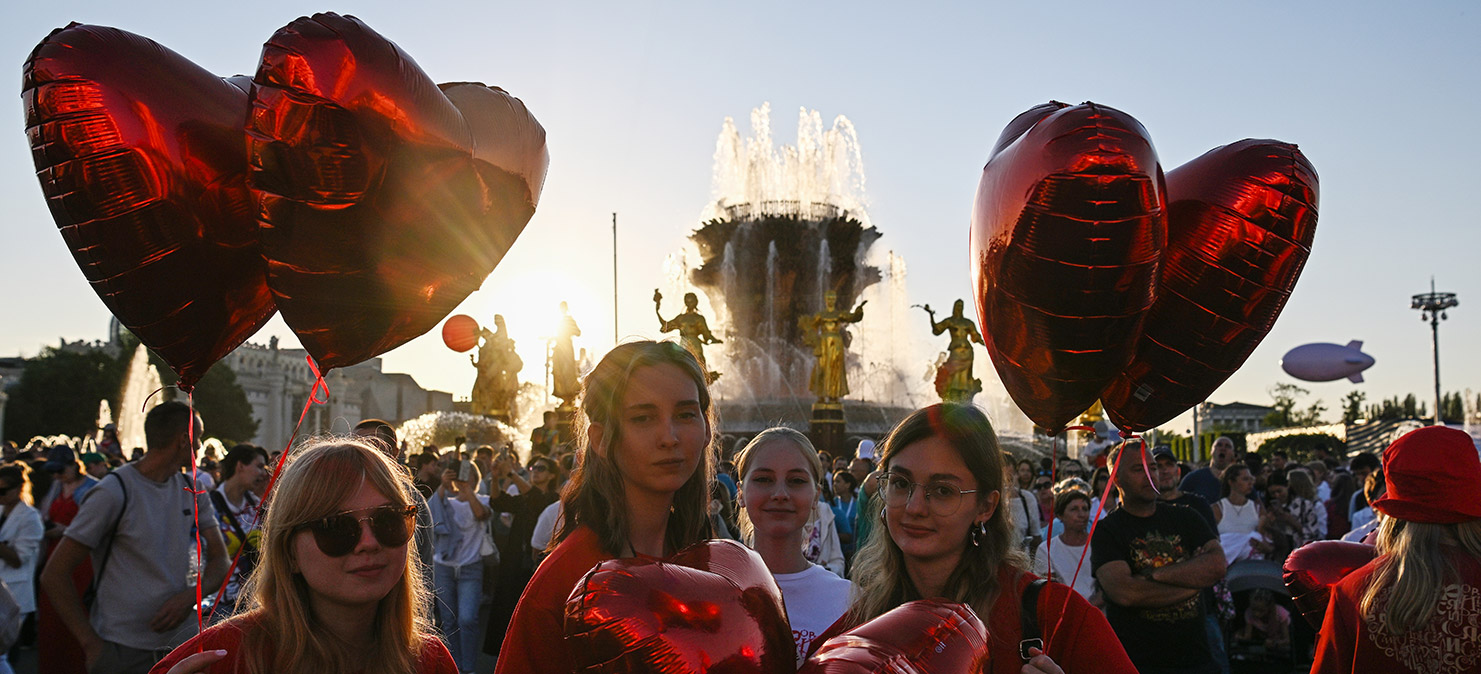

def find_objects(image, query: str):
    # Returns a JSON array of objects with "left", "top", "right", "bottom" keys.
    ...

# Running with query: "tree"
[
  {"left": 1265, "top": 383, "right": 1327, "bottom": 428},
  {"left": 3, "top": 347, "right": 128, "bottom": 442},
  {"left": 1341, "top": 390, "right": 1367, "bottom": 425}
]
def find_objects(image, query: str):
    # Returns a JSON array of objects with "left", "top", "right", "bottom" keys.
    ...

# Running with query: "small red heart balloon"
[
  {"left": 1101, "top": 140, "right": 1318, "bottom": 431},
  {"left": 442, "top": 314, "right": 479, "bottom": 353},
  {"left": 971, "top": 102, "right": 1167, "bottom": 431},
  {"left": 799, "top": 600, "right": 989, "bottom": 673},
  {"left": 22, "top": 23, "right": 275, "bottom": 391},
  {"left": 1283, "top": 540, "right": 1375, "bottom": 629},
  {"left": 250, "top": 12, "right": 548, "bottom": 371},
  {"left": 565, "top": 539, "right": 794, "bottom": 674}
]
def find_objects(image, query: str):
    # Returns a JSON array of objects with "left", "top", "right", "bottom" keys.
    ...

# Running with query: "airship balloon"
[{"left": 1281, "top": 341, "right": 1375, "bottom": 383}]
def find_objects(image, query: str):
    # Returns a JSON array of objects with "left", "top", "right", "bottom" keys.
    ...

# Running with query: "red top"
[
  {"left": 147, "top": 616, "right": 455, "bottom": 674},
  {"left": 812, "top": 567, "right": 1136, "bottom": 674},
  {"left": 494, "top": 525, "right": 615, "bottom": 674},
  {"left": 1312, "top": 547, "right": 1481, "bottom": 674}
]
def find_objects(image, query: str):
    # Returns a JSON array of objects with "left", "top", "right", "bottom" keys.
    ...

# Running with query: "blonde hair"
[
  {"left": 553, "top": 341, "right": 717, "bottom": 556},
  {"left": 1359, "top": 517, "right": 1481, "bottom": 635},
  {"left": 847, "top": 404, "right": 1027, "bottom": 625},
  {"left": 733, "top": 427, "right": 823, "bottom": 543},
  {"left": 232, "top": 437, "right": 431, "bottom": 674}
]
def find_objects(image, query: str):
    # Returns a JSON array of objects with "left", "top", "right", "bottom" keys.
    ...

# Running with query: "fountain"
[{"left": 115, "top": 344, "right": 163, "bottom": 453}]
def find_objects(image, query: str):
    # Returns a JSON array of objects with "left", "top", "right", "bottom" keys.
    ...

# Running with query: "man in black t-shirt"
[
  {"left": 1094, "top": 441, "right": 1228, "bottom": 674},
  {"left": 1152, "top": 444, "right": 1229, "bottom": 673}
]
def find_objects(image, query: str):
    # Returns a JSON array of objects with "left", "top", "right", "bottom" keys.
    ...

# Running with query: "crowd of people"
[{"left": 0, "top": 340, "right": 1475, "bottom": 674}]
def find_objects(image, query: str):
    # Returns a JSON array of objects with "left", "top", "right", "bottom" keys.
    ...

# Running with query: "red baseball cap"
[{"left": 1371, "top": 426, "right": 1481, "bottom": 524}]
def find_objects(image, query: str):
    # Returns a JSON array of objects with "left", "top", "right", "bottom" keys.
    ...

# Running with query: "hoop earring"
[
  {"left": 881, "top": 505, "right": 887, "bottom": 524},
  {"left": 969, "top": 521, "right": 987, "bottom": 547}
]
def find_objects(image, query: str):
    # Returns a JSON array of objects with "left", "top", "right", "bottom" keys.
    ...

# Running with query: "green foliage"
[
  {"left": 1255, "top": 432, "right": 1346, "bottom": 462},
  {"left": 1264, "top": 383, "right": 1327, "bottom": 428},
  {"left": 3, "top": 347, "right": 129, "bottom": 442},
  {"left": 1342, "top": 390, "right": 1367, "bottom": 425}
]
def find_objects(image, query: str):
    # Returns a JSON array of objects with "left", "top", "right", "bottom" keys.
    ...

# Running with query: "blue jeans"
[
  {"left": 435, "top": 562, "right": 484, "bottom": 673},
  {"left": 1205, "top": 613, "right": 1230, "bottom": 674}
]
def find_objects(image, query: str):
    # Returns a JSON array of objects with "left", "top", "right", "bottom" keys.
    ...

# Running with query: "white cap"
[{"left": 856, "top": 439, "right": 876, "bottom": 460}]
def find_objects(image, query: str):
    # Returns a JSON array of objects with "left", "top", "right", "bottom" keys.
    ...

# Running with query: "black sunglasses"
[
  {"left": 297, "top": 504, "right": 417, "bottom": 558},
  {"left": 0, "top": 484, "right": 16, "bottom": 496}
]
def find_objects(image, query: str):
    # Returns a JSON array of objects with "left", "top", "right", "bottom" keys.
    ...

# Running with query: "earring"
[
  {"left": 881, "top": 505, "right": 887, "bottom": 524},
  {"left": 969, "top": 521, "right": 987, "bottom": 547}
]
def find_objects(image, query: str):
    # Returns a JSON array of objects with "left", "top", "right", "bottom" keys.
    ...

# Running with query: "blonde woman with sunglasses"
[{"left": 151, "top": 438, "right": 453, "bottom": 674}]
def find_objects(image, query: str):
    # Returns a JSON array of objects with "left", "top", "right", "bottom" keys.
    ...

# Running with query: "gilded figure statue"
[
  {"left": 551, "top": 302, "right": 582, "bottom": 404},
  {"left": 470, "top": 314, "right": 523, "bottom": 418},
  {"left": 654, "top": 289, "right": 722, "bottom": 379},
  {"left": 924, "top": 300, "right": 984, "bottom": 403},
  {"left": 801, "top": 291, "right": 866, "bottom": 402}
]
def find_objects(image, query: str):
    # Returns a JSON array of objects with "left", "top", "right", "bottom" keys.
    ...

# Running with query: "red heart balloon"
[
  {"left": 442, "top": 314, "right": 480, "bottom": 353},
  {"left": 798, "top": 600, "right": 989, "bottom": 673},
  {"left": 970, "top": 102, "right": 1167, "bottom": 431},
  {"left": 22, "top": 23, "right": 275, "bottom": 391},
  {"left": 250, "top": 12, "right": 548, "bottom": 371},
  {"left": 565, "top": 539, "right": 794, "bottom": 674},
  {"left": 1283, "top": 540, "right": 1375, "bottom": 629},
  {"left": 1101, "top": 140, "right": 1319, "bottom": 431}
]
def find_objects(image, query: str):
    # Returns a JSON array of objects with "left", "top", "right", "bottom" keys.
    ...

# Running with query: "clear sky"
[{"left": 2, "top": 0, "right": 1477, "bottom": 434}]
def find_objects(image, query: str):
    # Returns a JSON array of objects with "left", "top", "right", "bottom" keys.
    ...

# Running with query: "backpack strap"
[
  {"left": 1019, "top": 577, "right": 1048, "bottom": 661},
  {"left": 82, "top": 471, "right": 128, "bottom": 608}
]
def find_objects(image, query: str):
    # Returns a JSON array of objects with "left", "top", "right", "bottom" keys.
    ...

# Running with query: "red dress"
[
  {"left": 1312, "top": 547, "right": 1481, "bottom": 674},
  {"left": 148, "top": 616, "right": 456, "bottom": 674},
  {"left": 39, "top": 486, "right": 92, "bottom": 674},
  {"left": 812, "top": 567, "right": 1138, "bottom": 674},
  {"left": 493, "top": 525, "right": 615, "bottom": 674}
]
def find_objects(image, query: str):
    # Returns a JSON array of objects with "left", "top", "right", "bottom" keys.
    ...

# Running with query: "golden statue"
[
  {"left": 924, "top": 300, "right": 984, "bottom": 403},
  {"left": 800, "top": 291, "right": 866, "bottom": 402},
  {"left": 471, "top": 314, "right": 523, "bottom": 419},
  {"left": 654, "top": 289, "right": 722, "bottom": 379},
  {"left": 551, "top": 301, "right": 582, "bottom": 404}
]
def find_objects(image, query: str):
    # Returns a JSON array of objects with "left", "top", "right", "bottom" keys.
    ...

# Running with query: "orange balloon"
[{"left": 442, "top": 315, "right": 480, "bottom": 353}]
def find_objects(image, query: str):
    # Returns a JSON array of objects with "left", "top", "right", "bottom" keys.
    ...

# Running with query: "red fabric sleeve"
[
  {"left": 417, "top": 635, "right": 459, "bottom": 674},
  {"left": 1310, "top": 576, "right": 1358, "bottom": 674},
  {"left": 1036, "top": 578, "right": 1138, "bottom": 674},
  {"left": 493, "top": 527, "right": 611, "bottom": 674},
  {"left": 149, "top": 622, "right": 247, "bottom": 674}
]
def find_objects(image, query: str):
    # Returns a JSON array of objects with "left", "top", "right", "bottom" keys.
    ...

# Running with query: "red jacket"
[
  {"left": 1312, "top": 547, "right": 1481, "bottom": 674},
  {"left": 148, "top": 615, "right": 455, "bottom": 674},
  {"left": 494, "top": 525, "right": 615, "bottom": 674}
]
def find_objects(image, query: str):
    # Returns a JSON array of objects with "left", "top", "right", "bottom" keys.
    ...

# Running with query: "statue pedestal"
[
  {"left": 809, "top": 400, "right": 847, "bottom": 459},
  {"left": 555, "top": 401, "right": 578, "bottom": 448}
]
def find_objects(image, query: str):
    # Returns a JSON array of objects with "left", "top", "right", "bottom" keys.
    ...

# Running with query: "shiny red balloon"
[
  {"left": 22, "top": 24, "right": 275, "bottom": 391},
  {"left": 1283, "top": 540, "right": 1375, "bottom": 629},
  {"left": 971, "top": 102, "right": 1167, "bottom": 431},
  {"left": 250, "top": 12, "right": 548, "bottom": 371},
  {"left": 442, "top": 314, "right": 480, "bottom": 353},
  {"left": 1103, "top": 140, "right": 1319, "bottom": 431},
  {"left": 798, "top": 600, "right": 989, "bottom": 673},
  {"left": 565, "top": 539, "right": 793, "bottom": 674}
]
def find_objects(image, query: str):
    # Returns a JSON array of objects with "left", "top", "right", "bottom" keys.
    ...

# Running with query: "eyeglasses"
[
  {"left": 1034, "top": 482, "right": 1053, "bottom": 490},
  {"left": 297, "top": 504, "right": 417, "bottom": 558},
  {"left": 877, "top": 473, "right": 979, "bottom": 516},
  {"left": 0, "top": 484, "right": 16, "bottom": 496},
  {"left": 531, "top": 464, "right": 550, "bottom": 473}
]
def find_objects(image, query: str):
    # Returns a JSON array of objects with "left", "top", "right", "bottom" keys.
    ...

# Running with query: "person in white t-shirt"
[
  {"left": 735, "top": 428, "right": 852, "bottom": 666},
  {"left": 429, "top": 460, "right": 491, "bottom": 674},
  {"left": 1033, "top": 483, "right": 1097, "bottom": 601}
]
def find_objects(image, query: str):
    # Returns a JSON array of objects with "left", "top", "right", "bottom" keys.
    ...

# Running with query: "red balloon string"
[
  {"left": 1037, "top": 425, "right": 1091, "bottom": 653},
  {"left": 177, "top": 391, "right": 207, "bottom": 648},
  {"left": 1046, "top": 433, "right": 1143, "bottom": 653},
  {"left": 204, "top": 356, "right": 331, "bottom": 623}
]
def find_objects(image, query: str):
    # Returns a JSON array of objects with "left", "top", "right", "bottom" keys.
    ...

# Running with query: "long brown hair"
[
  {"left": 552, "top": 340, "right": 717, "bottom": 556},
  {"left": 847, "top": 403, "right": 1026, "bottom": 624},
  {"left": 234, "top": 437, "right": 431, "bottom": 674}
]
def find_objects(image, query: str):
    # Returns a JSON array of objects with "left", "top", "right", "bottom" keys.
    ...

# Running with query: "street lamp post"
[{"left": 1411, "top": 278, "right": 1458, "bottom": 426}]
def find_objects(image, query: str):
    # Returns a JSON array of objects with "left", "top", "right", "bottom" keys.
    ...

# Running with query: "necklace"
[{"left": 1227, "top": 499, "right": 1251, "bottom": 517}]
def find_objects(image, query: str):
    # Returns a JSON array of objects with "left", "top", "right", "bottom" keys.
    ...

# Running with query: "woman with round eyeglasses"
[
  {"left": 151, "top": 438, "right": 453, "bottom": 674},
  {"left": 818, "top": 404, "right": 1134, "bottom": 674}
]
